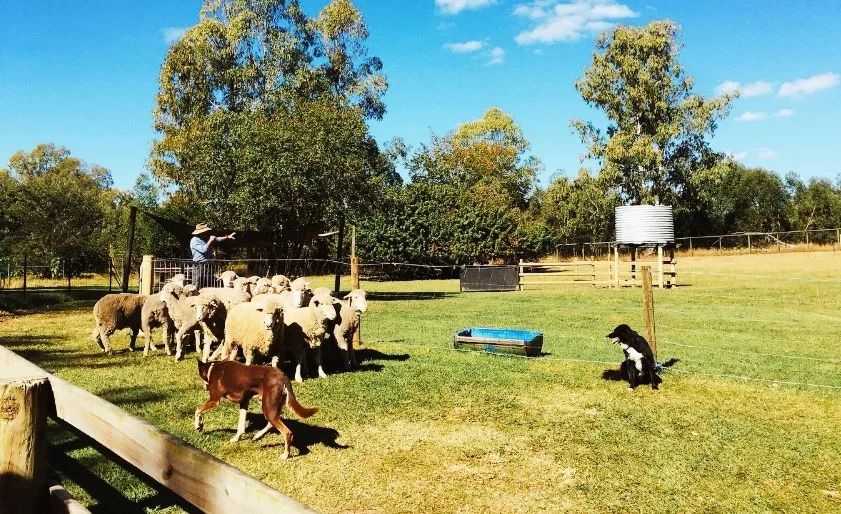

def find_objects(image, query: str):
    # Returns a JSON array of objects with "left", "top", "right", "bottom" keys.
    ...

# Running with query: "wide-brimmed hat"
[{"left": 192, "top": 223, "right": 213, "bottom": 235}]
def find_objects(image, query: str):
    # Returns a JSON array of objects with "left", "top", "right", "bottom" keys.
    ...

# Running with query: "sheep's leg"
[
  {"left": 162, "top": 322, "right": 173, "bottom": 355},
  {"left": 99, "top": 328, "right": 114, "bottom": 355},
  {"left": 209, "top": 342, "right": 227, "bottom": 361},
  {"left": 294, "top": 348, "right": 306, "bottom": 383},
  {"left": 142, "top": 326, "right": 153, "bottom": 357},
  {"left": 316, "top": 343, "right": 328, "bottom": 379},
  {"left": 175, "top": 329, "right": 189, "bottom": 361},
  {"left": 348, "top": 338, "right": 358, "bottom": 370},
  {"left": 336, "top": 331, "right": 351, "bottom": 370},
  {"left": 128, "top": 328, "right": 139, "bottom": 352},
  {"left": 244, "top": 348, "right": 254, "bottom": 366},
  {"left": 92, "top": 326, "right": 105, "bottom": 351},
  {"left": 270, "top": 355, "right": 280, "bottom": 368},
  {"left": 230, "top": 400, "right": 249, "bottom": 442}
]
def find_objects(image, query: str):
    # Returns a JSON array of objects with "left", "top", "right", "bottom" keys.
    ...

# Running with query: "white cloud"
[
  {"left": 778, "top": 72, "right": 840, "bottom": 98},
  {"left": 487, "top": 46, "right": 505, "bottom": 65},
  {"left": 714, "top": 80, "right": 772, "bottom": 97},
  {"left": 163, "top": 27, "right": 187, "bottom": 44},
  {"left": 774, "top": 108, "right": 795, "bottom": 118},
  {"left": 756, "top": 148, "right": 778, "bottom": 160},
  {"left": 514, "top": 0, "right": 637, "bottom": 45},
  {"left": 444, "top": 40, "right": 486, "bottom": 53},
  {"left": 436, "top": 0, "right": 495, "bottom": 15},
  {"left": 729, "top": 151, "right": 748, "bottom": 161},
  {"left": 736, "top": 111, "right": 767, "bottom": 122}
]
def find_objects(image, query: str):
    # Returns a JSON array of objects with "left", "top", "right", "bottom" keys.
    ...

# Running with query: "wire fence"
[{"left": 557, "top": 227, "right": 841, "bottom": 260}]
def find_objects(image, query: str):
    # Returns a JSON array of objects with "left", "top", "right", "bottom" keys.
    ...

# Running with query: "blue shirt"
[{"left": 190, "top": 236, "right": 212, "bottom": 262}]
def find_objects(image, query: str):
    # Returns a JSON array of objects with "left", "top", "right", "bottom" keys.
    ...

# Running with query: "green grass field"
[{"left": 1, "top": 252, "right": 840, "bottom": 513}]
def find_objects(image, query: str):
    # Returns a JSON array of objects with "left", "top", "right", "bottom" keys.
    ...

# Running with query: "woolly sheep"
[
  {"left": 252, "top": 290, "right": 306, "bottom": 312},
  {"left": 217, "top": 302, "right": 284, "bottom": 366},
  {"left": 218, "top": 270, "right": 238, "bottom": 288},
  {"left": 282, "top": 294, "right": 338, "bottom": 382},
  {"left": 168, "top": 273, "right": 187, "bottom": 287},
  {"left": 252, "top": 277, "right": 275, "bottom": 296},
  {"left": 310, "top": 287, "right": 333, "bottom": 299},
  {"left": 91, "top": 293, "right": 147, "bottom": 354},
  {"left": 141, "top": 283, "right": 182, "bottom": 357},
  {"left": 231, "top": 277, "right": 252, "bottom": 294},
  {"left": 160, "top": 290, "right": 224, "bottom": 360},
  {"left": 329, "top": 289, "right": 368, "bottom": 370},
  {"left": 289, "top": 277, "right": 313, "bottom": 308},
  {"left": 271, "top": 274, "right": 290, "bottom": 291},
  {"left": 198, "top": 287, "right": 251, "bottom": 310}
]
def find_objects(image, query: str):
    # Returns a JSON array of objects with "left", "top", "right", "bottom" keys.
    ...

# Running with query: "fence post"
[
  {"left": 519, "top": 259, "right": 524, "bottom": 291},
  {"left": 612, "top": 245, "right": 619, "bottom": 288},
  {"left": 140, "top": 255, "right": 153, "bottom": 296},
  {"left": 689, "top": 237, "right": 693, "bottom": 256},
  {"left": 0, "top": 376, "right": 50, "bottom": 514},
  {"left": 334, "top": 216, "right": 345, "bottom": 294},
  {"left": 641, "top": 266, "right": 656, "bottom": 360},
  {"left": 22, "top": 253, "right": 27, "bottom": 298},
  {"left": 747, "top": 233, "right": 751, "bottom": 254},
  {"left": 657, "top": 245, "right": 664, "bottom": 288},
  {"left": 66, "top": 258, "right": 71, "bottom": 292},
  {"left": 122, "top": 206, "right": 137, "bottom": 293}
]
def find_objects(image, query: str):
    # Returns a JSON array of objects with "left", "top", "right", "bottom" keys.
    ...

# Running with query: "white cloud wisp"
[{"left": 514, "top": 0, "right": 637, "bottom": 45}]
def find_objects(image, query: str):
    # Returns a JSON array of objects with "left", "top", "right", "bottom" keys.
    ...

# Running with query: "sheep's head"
[
  {"left": 344, "top": 289, "right": 368, "bottom": 313},
  {"left": 253, "top": 278, "right": 274, "bottom": 295},
  {"left": 218, "top": 270, "right": 238, "bottom": 288},
  {"left": 191, "top": 297, "right": 219, "bottom": 321},
  {"left": 168, "top": 273, "right": 187, "bottom": 287},
  {"left": 271, "top": 275, "right": 291, "bottom": 290},
  {"left": 254, "top": 305, "right": 282, "bottom": 330},
  {"left": 182, "top": 284, "right": 198, "bottom": 297},
  {"left": 310, "top": 295, "right": 338, "bottom": 321}
]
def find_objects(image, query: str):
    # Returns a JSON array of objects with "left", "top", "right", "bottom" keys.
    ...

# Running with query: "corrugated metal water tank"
[{"left": 615, "top": 205, "right": 675, "bottom": 244}]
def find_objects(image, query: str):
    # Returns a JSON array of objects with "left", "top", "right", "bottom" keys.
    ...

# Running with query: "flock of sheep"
[{"left": 90, "top": 271, "right": 368, "bottom": 382}]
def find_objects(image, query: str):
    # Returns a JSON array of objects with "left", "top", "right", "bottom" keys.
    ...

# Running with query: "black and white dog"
[{"left": 605, "top": 324, "right": 661, "bottom": 391}]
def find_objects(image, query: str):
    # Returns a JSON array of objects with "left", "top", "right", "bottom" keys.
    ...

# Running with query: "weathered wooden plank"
[
  {"left": 0, "top": 346, "right": 315, "bottom": 514},
  {"left": 48, "top": 478, "right": 92, "bottom": 514}
]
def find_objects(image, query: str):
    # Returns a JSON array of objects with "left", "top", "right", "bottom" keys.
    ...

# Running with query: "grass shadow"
[
  {"left": 367, "top": 291, "right": 459, "bottom": 302},
  {"left": 47, "top": 423, "right": 199, "bottom": 514}
]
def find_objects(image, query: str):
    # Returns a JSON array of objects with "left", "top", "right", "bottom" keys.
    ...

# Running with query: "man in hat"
[{"left": 190, "top": 223, "right": 235, "bottom": 288}]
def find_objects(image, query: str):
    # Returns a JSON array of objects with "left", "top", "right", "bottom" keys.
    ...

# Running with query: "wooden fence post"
[
  {"left": 22, "top": 253, "right": 28, "bottom": 298},
  {"left": 122, "top": 206, "right": 137, "bottom": 293},
  {"left": 641, "top": 266, "right": 656, "bottom": 360},
  {"left": 747, "top": 233, "right": 751, "bottom": 254},
  {"left": 689, "top": 237, "right": 693, "bottom": 256},
  {"left": 140, "top": 255, "right": 153, "bottom": 296},
  {"left": 612, "top": 245, "right": 619, "bottom": 288},
  {"left": 0, "top": 376, "right": 50, "bottom": 514},
  {"left": 519, "top": 259, "right": 524, "bottom": 291},
  {"left": 657, "top": 246, "right": 664, "bottom": 288},
  {"left": 351, "top": 256, "right": 361, "bottom": 347}
]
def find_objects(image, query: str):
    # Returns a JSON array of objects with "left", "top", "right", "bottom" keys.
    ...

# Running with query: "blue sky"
[{"left": 1, "top": 0, "right": 840, "bottom": 190}]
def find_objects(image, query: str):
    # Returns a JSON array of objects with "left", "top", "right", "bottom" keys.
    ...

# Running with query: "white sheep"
[
  {"left": 198, "top": 287, "right": 251, "bottom": 310},
  {"left": 289, "top": 277, "right": 313, "bottom": 307},
  {"left": 91, "top": 293, "right": 147, "bottom": 354},
  {"left": 252, "top": 277, "right": 275, "bottom": 296},
  {"left": 282, "top": 294, "right": 338, "bottom": 382},
  {"left": 310, "top": 287, "right": 333, "bottom": 299},
  {"left": 160, "top": 290, "right": 224, "bottom": 360},
  {"left": 217, "top": 270, "right": 238, "bottom": 288},
  {"left": 218, "top": 302, "right": 284, "bottom": 366},
  {"left": 231, "top": 277, "right": 252, "bottom": 294},
  {"left": 141, "top": 283, "right": 183, "bottom": 357},
  {"left": 271, "top": 274, "right": 291, "bottom": 291},
  {"left": 329, "top": 289, "right": 368, "bottom": 370},
  {"left": 168, "top": 273, "right": 187, "bottom": 287}
]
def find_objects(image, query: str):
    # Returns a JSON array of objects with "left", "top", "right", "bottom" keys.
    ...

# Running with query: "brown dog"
[{"left": 195, "top": 359, "right": 318, "bottom": 459}]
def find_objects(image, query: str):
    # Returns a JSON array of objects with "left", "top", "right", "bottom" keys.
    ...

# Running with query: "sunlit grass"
[{"left": 1, "top": 251, "right": 840, "bottom": 513}]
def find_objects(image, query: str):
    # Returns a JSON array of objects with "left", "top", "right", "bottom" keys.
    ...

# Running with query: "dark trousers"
[{"left": 193, "top": 261, "right": 214, "bottom": 289}]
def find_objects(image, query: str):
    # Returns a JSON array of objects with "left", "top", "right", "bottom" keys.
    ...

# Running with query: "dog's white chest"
[{"left": 619, "top": 343, "right": 644, "bottom": 372}]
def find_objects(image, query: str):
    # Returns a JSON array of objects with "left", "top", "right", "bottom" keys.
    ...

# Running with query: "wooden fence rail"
[
  {"left": 518, "top": 260, "right": 597, "bottom": 289},
  {"left": 0, "top": 345, "right": 316, "bottom": 514}
]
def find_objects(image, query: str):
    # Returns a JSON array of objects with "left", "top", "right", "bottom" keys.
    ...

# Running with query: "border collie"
[{"left": 605, "top": 324, "right": 662, "bottom": 391}]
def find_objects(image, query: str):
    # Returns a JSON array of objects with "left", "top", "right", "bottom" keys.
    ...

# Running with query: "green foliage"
[
  {"left": 709, "top": 162, "right": 792, "bottom": 233},
  {"left": 572, "top": 20, "right": 733, "bottom": 207},
  {"left": 151, "top": 0, "right": 389, "bottom": 255},
  {"left": 3, "top": 144, "right": 114, "bottom": 272},
  {"left": 539, "top": 169, "right": 619, "bottom": 245},
  {"left": 787, "top": 174, "right": 841, "bottom": 233}
]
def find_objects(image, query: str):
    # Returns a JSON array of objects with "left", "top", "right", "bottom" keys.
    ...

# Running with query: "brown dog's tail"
[{"left": 285, "top": 385, "right": 318, "bottom": 419}]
